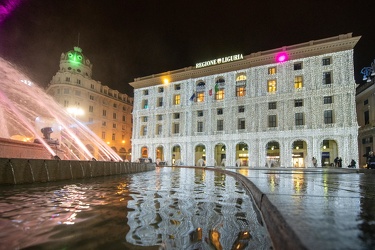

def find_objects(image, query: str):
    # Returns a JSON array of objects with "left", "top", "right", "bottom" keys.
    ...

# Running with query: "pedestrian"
[
  {"left": 348, "top": 159, "right": 356, "bottom": 168},
  {"left": 312, "top": 157, "right": 317, "bottom": 168},
  {"left": 367, "top": 152, "right": 375, "bottom": 169},
  {"left": 334, "top": 157, "right": 339, "bottom": 167},
  {"left": 338, "top": 157, "right": 342, "bottom": 168}
]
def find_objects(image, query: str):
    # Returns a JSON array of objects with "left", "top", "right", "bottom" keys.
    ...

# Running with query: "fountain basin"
[{"left": 0, "top": 158, "right": 155, "bottom": 184}]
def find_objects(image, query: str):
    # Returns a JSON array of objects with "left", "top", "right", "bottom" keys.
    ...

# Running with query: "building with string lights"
[
  {"left": 130, "top": 33, "right": 360, "bottom": 168},
  {"left": 46, "top": 46, "right": 133, "bottom": 160},
  {"left": 356, "top": 60, "right": 375, "bottom": 167}
]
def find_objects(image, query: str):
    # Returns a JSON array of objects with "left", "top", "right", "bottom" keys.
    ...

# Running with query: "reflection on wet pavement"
[
  {"left": 233, "top": 168, "right": 375, "bottom": 250},
  {"left": 0, "top": 167, "right": 272, "bottom": 249}
]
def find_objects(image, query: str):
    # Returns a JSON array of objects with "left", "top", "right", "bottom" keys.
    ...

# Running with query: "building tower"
[
  {"left": 130, "top": 33, "right": 359, "bottom": 168},
  {"left": 46, "top": 46, "right": 133, "bottom": 160}
]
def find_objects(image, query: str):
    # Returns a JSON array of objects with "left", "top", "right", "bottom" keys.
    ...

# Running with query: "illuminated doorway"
[
  {"left": 266, "top": 141, "right": 280, "bottom": 167},
  {"left": 292, "top": 140, "right": 307, "bottom": 168},
  {"left": 214, "top": 143, "right": 226, "bottom": 166},
  {"left": 195, "top": 144, "right": 206, "bottom": 166},
  {"left": 236, "top": 142, "right": 248, "bottom": 167}
]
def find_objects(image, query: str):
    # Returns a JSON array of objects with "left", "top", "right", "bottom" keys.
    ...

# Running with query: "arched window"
[
  {"left": 215, "top": 78, "right": 225, "bottom": 100},
  {"left": 236, "top": 74, "right": 247, "bottom": 97},
  {"left": 196, "top": 81, "right": 205, "bottom": 102}
]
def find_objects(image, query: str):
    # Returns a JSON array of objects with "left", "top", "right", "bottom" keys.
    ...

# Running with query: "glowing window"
[
  {"left": 236, "top": 86, "right": 246, "bottom": 97},
  {"left": 268, "top": 67, "right": 276, "bottom": 75},
  {"left": 294, "top": 76, "right": 303, "bottom": 89},
  {"left": 196, "top": 92, "right": 204, "bottom": 102},
  {"left": 236, "top": 74, "right": 247, "bottom": 81},
  {"left": 215, "top": 89, "right": 225, "bottom": 100},
  {"left": 267, "top": 80, "right": 277, "bottom": 93},
  {"left": 173, "top": 94, "right": 180, "bottom": 105}
]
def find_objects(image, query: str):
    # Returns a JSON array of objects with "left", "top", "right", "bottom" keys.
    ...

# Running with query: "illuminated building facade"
[
  {"left": 356, "top": 60, "right": 375, "bottom": 167},
  {"left": 130, "top": 33, "right": 359, "bottom": 168},
  {"left": 46, "top": 47, "right": 133, "bottom": 160}
]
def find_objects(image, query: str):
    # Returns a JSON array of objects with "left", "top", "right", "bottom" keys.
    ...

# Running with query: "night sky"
[{"left": 1, "top": 0, "right": 375, "bottom": 97}]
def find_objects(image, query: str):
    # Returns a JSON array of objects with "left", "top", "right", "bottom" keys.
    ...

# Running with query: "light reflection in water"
[
  {"left": 126, "top": 168, "right": 271, "bottom": 249},
  {"left": 0, "top": 167, "right": 272, "bottom": 249}
]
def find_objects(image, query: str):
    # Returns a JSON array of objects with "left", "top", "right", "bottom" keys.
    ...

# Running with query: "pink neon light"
[{"left": 276, "top": 52, "right": 288, "bottom": 62}]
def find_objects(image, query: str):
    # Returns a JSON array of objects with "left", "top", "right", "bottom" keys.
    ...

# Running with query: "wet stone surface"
[
  {"left": 0, "top": 167, "right": 272, "bottom": 250},
  {"left": 233, "top": 168, "right": 375, "bottom": 250}
]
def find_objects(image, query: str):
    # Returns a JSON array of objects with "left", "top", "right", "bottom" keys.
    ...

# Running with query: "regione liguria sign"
[{"left": 195, "top": 54, "right": 244, "bottom": 68}]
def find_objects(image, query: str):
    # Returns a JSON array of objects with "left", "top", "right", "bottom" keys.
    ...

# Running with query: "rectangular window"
[
  {"left": 197, "top": 110, "right": 204, "bottom": 117},
  {"left": 142, "top": 126, "right": 147, "bottom": 136},
  {"left": 113, "top": 113, "right": 117, "bottom": 119},
  {"left": 89, "top": 95, "right": 94, "bottom": 100},
  {"left": 324, "top": 96, "right": 333, "bottom": 104},
  {"left": 268, "top": 115, "right": 277, "bottom": 127},
  {"left": 173, "top": 113, "right": 180, "bottom": 119},
  {"left": 217, "top": 108, "right": 223, "bottom": 115},
  {"left": 66, "top": 77, "right": 70, "bottom": 82},
  {"left": 238, "top": 106, "right": 245, "bottom": 113},
  {"left": 158, "top": 87, "right": 164, "bottom": 93},
  {"left": 295, "top": 113, "right": 304, "bottom": 126},
  {"left": 142, "top": 116, "right": 148, "bottom": 122},
  {"left": 236, "top": 86, "right": 246, "bottom": 97},
  {"left": 77, "top": 79, "right": 81, "bottom": 85},
  {"left": 113, "top": 123, "right": 117, "bottom": 129},
  {"left": 89, "top": 106, "right": 93, "bottom": 112},
  {"left": 324, "top": 110, "right": 333, "bottom": 124},
  {"left": 294, "top": 99, "right": 303, "bottom": 107},
  {"left": 91, "top": 84, "right": 95, "bottom": 89},
  {"left": 364, "top": 99, "right": 368, "bottom": 105},
  {"left": 101, "top": 132, "right": 106, "bottom": 139},
  {"left": 268, "top": 67, "right": 276, "bottom": 75},
  {"left": 102, "top": 110, "right": 107, "bottom": 116},
  {"left": 294, "top": 62, "right": 302, "bottom": 70},
  {"left": 143, "top": 90, "right": 149, "bottom": 95},
  {"left": 196, "top": 92, "right": 204, "bottom": 102},
  {"left": 122, "top": 115, "right": 126, "bottom": 122},
  {"left": 157, "top": 124, "right": 162, "bottom": 135},
  {"left": 173, "top": 94, "right": 181, "bottom": 105},
  {"left": 157, "top": 115, "right": 163, "bottom": 121},
  {"left": 174, "top": 84, "right": 181, "bottom": 90},
  {"left": 238, "top": 118, "right": 245, "bottom": 130},
  {"left": 142, "top": 99, "right": 148, "bottom": 109},
  {"left": 365, "top": 110, "right": 370, "bottom": 125},
  {"left": 322, "top": 57, "right": 331, "bottom": 66},
  {"left": 197, "top": 121, "right": 204, "bottom": 132},
  {"left": 268, "top": 102, "right": 277, "bottom": 110},
  {"left": 173, "top": 123, "right": 180, "bottom": 134},
  {"left": 267, "top": 80, "right": 277, "bottom": 92},
  {"left": 157, "top": 97, "right": 163, "bottom": 107},
  {"left": 217, "top": 120, "right": 224, "bottom": 131},
  {"left": 323, "top": 72, "right": 332, "bottom": 84},
  {"left": 215, "top": 89, "right": 225, "bottom": 100},
  {"left": 294, "top": 76, "right": 303, "bottom": 89}
]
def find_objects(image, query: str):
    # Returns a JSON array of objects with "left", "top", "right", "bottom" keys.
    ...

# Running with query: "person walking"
[{"left": 367, "top": 152, "right": 375, "bottom": 169}]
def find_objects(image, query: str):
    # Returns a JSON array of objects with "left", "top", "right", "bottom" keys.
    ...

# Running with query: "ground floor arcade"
[{"left": 132, "top": 128, "right": 359, "bottom": 168}]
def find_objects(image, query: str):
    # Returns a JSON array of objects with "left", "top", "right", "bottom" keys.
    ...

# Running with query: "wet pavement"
[{"left": 226, "top": 167, "right": 375, "bottom": 250}]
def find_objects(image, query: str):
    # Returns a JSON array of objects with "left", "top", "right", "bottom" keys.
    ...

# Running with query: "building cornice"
[{"left": 130, "top": 33, "right": 360, "bottom": 89}]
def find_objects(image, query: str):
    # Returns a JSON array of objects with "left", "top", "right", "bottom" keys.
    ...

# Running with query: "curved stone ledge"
[
  {"left": 0, "top": 158, "right": 155, "bottom": 185},
  {"left": 172, "top": 166, "right": 308, "bottom": 250}
]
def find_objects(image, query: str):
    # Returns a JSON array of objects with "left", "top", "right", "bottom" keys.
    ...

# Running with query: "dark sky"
[{"left": 1, "top": 0, "right": 375, "bottom": 97}]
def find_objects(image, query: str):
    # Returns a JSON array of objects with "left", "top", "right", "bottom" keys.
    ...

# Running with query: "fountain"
[{"left": 0, "top": 57, "right": 155, "bottom": 184}]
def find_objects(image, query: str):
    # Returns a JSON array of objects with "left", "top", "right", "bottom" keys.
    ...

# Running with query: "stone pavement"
[{"left": 226, "top": 167, "right": 375, "bottom": 250}]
